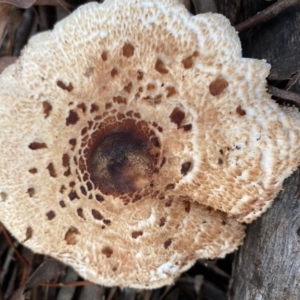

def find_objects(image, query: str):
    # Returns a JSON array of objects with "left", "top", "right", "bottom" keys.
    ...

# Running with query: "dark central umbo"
[{"left": 87, "top": 121, "right": 159, "bottom": 196}]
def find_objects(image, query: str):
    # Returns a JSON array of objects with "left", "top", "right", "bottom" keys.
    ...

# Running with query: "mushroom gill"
[{"left": 0, "top": 0, "right": 300, "bottom": 289}]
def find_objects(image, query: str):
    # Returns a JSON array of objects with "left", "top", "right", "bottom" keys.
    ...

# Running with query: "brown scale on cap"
[
  {"left": 29, "top": 168, "right": 38, "bottom": 174},
  {"left": 122, "top": 43, "right": 135, "bottom": 58},
  {"left": 169, "top": 107, "right": 185, "bottom": 128},
  {"left": 159, "top": 217, "right": 166, "bottom": 227},
  {"left": 132, "top": 231, "right": 143, "bottom": 238},
  {"left": 77, "top": 208, "right": 85, "bottom": 219},
  {"left": 68, "top": 191, "right": 79, "bottom": 201},
  {"left": 56, "top": 80, "right": 73, "bottom": 92},
  {"left": 69, "top": 138, "right": 77, "bottom": 150},
  {"left": 64, "top": 226, "right": 80, "bottom": 245},
  {"left": 182, "top": 51, "right": 198, "bottom": 69},
  {"left": 155, "top": 59, "right": 168, "bottom": 74},
  {"left": 123, "top": 82, "right": 133, "bottom": 94},
  {"left": 90, "top": 103, "right": 99, "bottom": 113},
  {"left": 77, "top": 103, "right": 87, "bottom": 113},
  {"left": 164, "top": 238, "right": 172, "bottom": 249},
  {"left": 46, "top": 210, "right": 56, "bottom": 220},
  {"left": 62, "top": 153, "right": 70, "bottom": 168},
  {"left": 166, "top": 86, "right": 176, "bottom": 97},
  {"left": 1, "top": 0, "right": 300, "bottom": 291},
  {"left": 102, "top": 246, "right": 113, "bottom": 258},
  {"left": 103, "top": 219, "right": 111, "bottom": 225},
  {"left": 111, "top": 68, "right": 118, "bottom": 77},
  {"left": 91, "top": 209, "right": 103, "bottom": 220},
  {"left": 209, "top": 77, "right": 229, "bottom": 96},
  {"left": 23, "top": 227, "right": 33, "bottom": 243},
  {"left": 66, "top": 110, "right": 79, "bottom": 125},
  {"left": 27, "top": 187, "right": 35, "bottom": 197},
  {"left": 101, "top": 51, "right": 108, "bottom": 61},
  {"left": 59, "top": 200, "right": 66, "bottom": 207},
  {"left": 236, "top": 105, "right": 246, "bottom": 116},
  {"left": 28, "top": 142, "right": 47, "bottom": 150},
  {"left": 137, "top": 70, "right": 144, "bottom": 80},
  {"left": 42, "top": 101, "right": 52, "bottom": 118},
  {"left": 46, "top": 163, "right": 57, "bottom": 178}
]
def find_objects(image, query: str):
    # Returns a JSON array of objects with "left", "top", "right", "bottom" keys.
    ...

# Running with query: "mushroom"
[{"left": 0, "top": 0, "right": 300, "bottom": 289}]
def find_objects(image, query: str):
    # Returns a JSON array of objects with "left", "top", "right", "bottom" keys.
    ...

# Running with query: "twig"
[
  {"left": 286, "top": 72, "right": 300, "bottom": 91},
  {"left": 35, "top": 0, "right": 71, "bottom": 12},
  {"left": 40, "top": 280, "right": 94, "bottom": 287},
  {"left": 106, "top": 287, "right": 118, "bottom": 300},
  {"left": 0, "top": 223, "right": 30, "bottom": 285},
  {"left": 0, "top": 223, "right": 29, "bottom": 269},
  {"left": 13, "top": 8, "right": 34, "bottom": 56},
  {"left": 235, "top": 0, "right": 300, "bottom": 32},
  {"left": 268, "top": 85, "right": 300, "bottom": 105},
  {"left": 0, "top": 284, "right": 4, "bottom": 300},
  {"left": 191, "top": 0, "right": 217, "bottom": 13}
]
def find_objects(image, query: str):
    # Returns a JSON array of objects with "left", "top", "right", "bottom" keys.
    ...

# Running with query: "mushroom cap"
[{"left": 0, "top": 0, "right": 299, "bottom": 289}]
